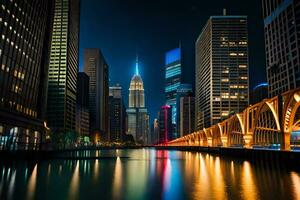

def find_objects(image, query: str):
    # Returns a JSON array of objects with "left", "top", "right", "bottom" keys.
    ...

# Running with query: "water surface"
[{"left": 0, "top": 149, "right": 300, "bottom": 200}]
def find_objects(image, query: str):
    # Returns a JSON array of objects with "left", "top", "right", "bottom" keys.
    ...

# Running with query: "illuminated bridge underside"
[{"left": 167, "top": 88, "right": 300, "bottom": 150}]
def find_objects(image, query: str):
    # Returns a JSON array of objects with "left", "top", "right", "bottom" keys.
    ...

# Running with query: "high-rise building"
[
  {"left": 76, "top": 72, "right": 90, "bottom": 137},
  {"left": 47, "top": 0, "right": 80, "bottom": 133},
  {"left": 150, "top": 118, "right": 160, "bottom": 145},
  {"left": 180, "top": 96, "right": 195, "bottom": 137},
  {"left": 165, "top": 47, "right": 182, "bottom": 136},
  {"left": 126, "top": 56, "right": 150, "bottom": 144},
  {"left": 262, "top": 0, "right": 300, "bottom": 97},
  {"left": 250, "top": 83, "right": 268, "bottom": 105},
  {"left": 195, "top": 12, "right": 249, "bottom": 130},
  {"left": 84, "top": 49, "right": 109, "bottom": 141},
  {"left": 0, "top": 0, "right": 54, "bottom": 150},
  {"left": 176, "top": 84, "right": 193, "bottom": 136},
  {"left": 109, "top": 84, "right": 125, "bottom": 142},
  {"left": 158, "top": 105, "right": 173, "bottom": 144}
]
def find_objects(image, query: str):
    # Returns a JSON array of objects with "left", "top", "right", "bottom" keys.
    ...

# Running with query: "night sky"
[{"left": 79, "top": 0, "right": 266, "bottom": 123}]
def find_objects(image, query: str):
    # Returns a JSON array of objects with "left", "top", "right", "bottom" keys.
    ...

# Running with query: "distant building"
[
  {"left": 76, "top": 73, "right": 90, "bottom": 137},
  {"left": 84, "top": 49, "right": 109, "bottom": 141},
  {"left": 195, "top": 12, "right": 249, "bottom": 130},
  {"left": 109, "top": 84, "right": 126, "bottom": 142},
  {"left": 126, "top": 56, "right": 150, "bottom": 144},
  {"left": 165, "top": 47, "right": 182, "bottom": 137},
  {"left": 150, "top": 118, "right": 160, "bottom": 145},
  {"left": 47, "top": 0, "right": 80, "bottom": 133},
  {"left": 262, "top": 0, "right": 300, "bottom": 97},
  {"left": 176, "top": 84, "right": 193, "bottom": 136},
  {"left": 250, "top": 83, "right": 268, "bottom": 105},
  {"left": 158, "top": 105, "right": 173, "bottom": 144},
  {"left": 180, "top": 96, "right": 195, "bottom": 137},
  {"left": 0, "top": 0, "right": 54, "bottom": 150}
]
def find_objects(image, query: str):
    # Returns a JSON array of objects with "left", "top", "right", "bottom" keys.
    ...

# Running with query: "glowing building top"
[{"left": 129, "top": 55, "right": 145, "bottom": 108}]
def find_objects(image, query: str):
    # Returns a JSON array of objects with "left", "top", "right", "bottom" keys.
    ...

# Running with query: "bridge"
[{"left": 166, "top": 88, "right": 300, "bottom": 151}]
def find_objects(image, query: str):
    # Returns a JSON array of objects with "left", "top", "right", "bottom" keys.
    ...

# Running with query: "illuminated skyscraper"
[
  {"left": 126, "top": 56, "right": 150, "bottom": 144},
  {"left": 47, "top": 0, "right": 80, "bottom": 133},
  {"left": 195, "top": 12, "right": 249, "bottom": 130},
  {"left": 165, "top": 47, "right": 182, "bottom": 138},
  {"left": 84, "top": 49, "right": 109, "bottom": 140},
  {"left": 262, "top": 0, "right": 300, "bottom": 97},
  {"left": 0, "top": 0, "right": 54, "bottom": 150},
  {"left": 158, "top": 105, "right": 173, "bottom": 143}
]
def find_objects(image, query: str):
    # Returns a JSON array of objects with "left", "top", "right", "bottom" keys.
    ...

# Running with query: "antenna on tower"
[{"left": 135, "top": 49, "right": 139, "bottom": 75}]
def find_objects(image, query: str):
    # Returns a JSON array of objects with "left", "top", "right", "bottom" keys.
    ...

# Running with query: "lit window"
[
  {"left": 221, "top": 78, "right": 229, "bottom": 82},
  {"left": 229, "top": 53, "right": 237, "bottom": 56},
  {"left": 239, "top": 65, "right": 247, "bottom": 68},
  {"left": 241, "top": 77, "right": 248, "bottom": 80}
]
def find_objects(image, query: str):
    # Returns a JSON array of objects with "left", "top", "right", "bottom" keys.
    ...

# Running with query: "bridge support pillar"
[
  {"left": 243, "top": 134, "right": 253, "bottom": 148},
  {"left": 221, "top": 136, "right": 227, "bottom": 147},
  {"left": 282, "top": 131, "right": 291, "bottom": 150}
]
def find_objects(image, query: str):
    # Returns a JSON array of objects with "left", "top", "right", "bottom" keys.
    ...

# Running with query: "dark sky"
[{"left": 79, "top": 0, "right": 267, "bottom": 123}]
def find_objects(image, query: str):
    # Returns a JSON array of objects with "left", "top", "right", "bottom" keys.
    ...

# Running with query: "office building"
[
  {"left": 109, "top": 84, "right": 126, "bottom": 142},
  {"left": 126, "top": 56, "right": 150, "bottom": 144},
  {"left": 195, "top": 12, "right": 249, "bottom": 129},
  {"left": 250, "top": 83, "right": 268, "bottom": 105},
  {"left": 158, "top": 105, "right": 173, "bottom": 144},
  {"left": 47, "top": 0, "right": 80, "bottom": 133},
  {"left": 262, "top": 0, "right": 300, "bottom": 97},
  {"left": 176, "top": 84, "right": 193, "bottom": 137},
  {"left": 165, "top": 47, "right": 182, "bottom": 136},
  {"left": 76, "top": 72, "right": 90, "bottom": 137},
  {"left": 180, "top": 96, "right": 195, "bottom": 137},
  {"left": 0, "top": 0, "right": 54, "bottom": 150},
  {"left": 84, "top": 48, "right": 109, "bottom": 141}
]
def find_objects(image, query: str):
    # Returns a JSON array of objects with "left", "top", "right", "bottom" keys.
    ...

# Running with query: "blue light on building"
[{"left": 165, "top": 48, "right": 181, "bottom": 65}]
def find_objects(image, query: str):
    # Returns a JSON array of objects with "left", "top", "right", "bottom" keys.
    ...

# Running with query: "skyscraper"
[
  {"left": 84, "top": 49, "right": 109, "bottom": 141},
  {"left": 158, "top": 105, "right": 173, "bottom": 144},
  {"left": 195, "top": 12, "right": 249, "bottom": 130},
  {"left": 165, "top": 47, "right": 182, "bottom": 137},
  {"left": 176, "top": 84, "right": 193, "bottom": 136},
  {"left": 76, "top": 72, "right": 90, "bottom": 137},
  {"left": 126, "top": 56, "right": 150, "bottom": 144},
  {"left": 180, "top": 96, "right": 195, "bottom": 137},
  {"left": 109, "top": 84, "right": 126, "bottom": 142},
  {"left": 47, "top": 0, "right": 80, "bottom": 133},
  {"left": 0, "top": 0, "right": 54, "bottom": 150},
  {"left": 262, "top": 0, "right": 300, "bottom": 97}
]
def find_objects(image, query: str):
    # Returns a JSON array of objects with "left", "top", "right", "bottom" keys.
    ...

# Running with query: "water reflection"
[{"left": 0, "top": 149, "right": 299, "bottom": 200}]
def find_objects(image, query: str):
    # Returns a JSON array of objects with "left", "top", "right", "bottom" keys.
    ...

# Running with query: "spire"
[{"left": 135, "top": 52, "right": 139, "bottom": 75}]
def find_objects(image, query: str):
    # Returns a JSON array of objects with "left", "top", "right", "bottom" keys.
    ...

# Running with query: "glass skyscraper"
[
  {"left": 195, "top": 13, "right": 249, "bottom": 130},
  {"left": 165, "top": 47, "right": 182, "bottom": 138},
  {"left": 47, "top": 0, "right": 80, "bottom": 133},
  {"left": 262, "top": 0, "right": 300, "bottom": 97},
  {"left": 0, "top": 0, "right": 53, "bottom": 150}
]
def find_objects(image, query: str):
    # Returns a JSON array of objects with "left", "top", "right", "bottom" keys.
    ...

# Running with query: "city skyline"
[{"left": 79, "top": 0, "right": 267, "bottom": 122}]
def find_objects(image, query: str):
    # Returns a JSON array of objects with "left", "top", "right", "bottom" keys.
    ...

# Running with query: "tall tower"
[
  {"left": 0, "top": 0, "right": 54, "bottom": 150},
  {"left": 47, "top": 0, "right": 80, "bottom": 133},
  {"left": 262, "top": 0, "right": 300, "bottom": 97},
  {"left": 195, "top": 13, "right": 249, "bottom": 130},
  {"left": 165, "top": 47, "right": 182, "bottom": 138},
  {"left": 127, "top": 55, "right": 149, "bottom": 144},
  {"left": 84, "top": 49, "right": 109, "bottom": 140}
]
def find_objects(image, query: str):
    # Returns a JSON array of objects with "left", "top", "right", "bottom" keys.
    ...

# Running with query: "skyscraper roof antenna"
[{"left": 135, "top": 49, "right": 139, "bottom": 75}]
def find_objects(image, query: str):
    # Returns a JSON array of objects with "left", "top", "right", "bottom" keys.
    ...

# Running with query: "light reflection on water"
[{"left": 0, "top": 149, "right": 299, "bottom": 200}]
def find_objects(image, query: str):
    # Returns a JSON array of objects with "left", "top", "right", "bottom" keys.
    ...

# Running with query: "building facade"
[
  {"left": 195, "top": 14, "right": 249, "bottom": 130},
  {"left": 165, "top": 48, "right": 182, "bottom": 133},
  {"left": 109, "top": 84, "right": 125, "bottom": 142},
  {"left": 158, "top": 105, "right": 173, "bottom": 144},
  {"left": 47, "top": 0, "right": 80, "bottom": 133},
  {"left": 84, "top": 48, "right": 109, "bottom": 141},
  {"left": 180, "top": 96, "right": 195, "bottom": 137},
  {"left": 76, "top": 72, "right": 90, "bottom": 137},
  {"left": 126, "top": 56, "right": 150, "bottom": 144},
  {"left": 262, "top": 0, "right": 300, "bottom": 97},
  {"left": 176, "top": 84, "right": 193, "bottom": 137},
  {"left": 0, "top": 0, "right": 54, "bottom": 150},
  {"left": 250, "top": 83, "right": 268, "bottom": 105}
]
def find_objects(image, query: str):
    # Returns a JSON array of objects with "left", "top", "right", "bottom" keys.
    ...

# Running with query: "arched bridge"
[{"left": 167, "top": 88, "right": 300, "bottom": 150}]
